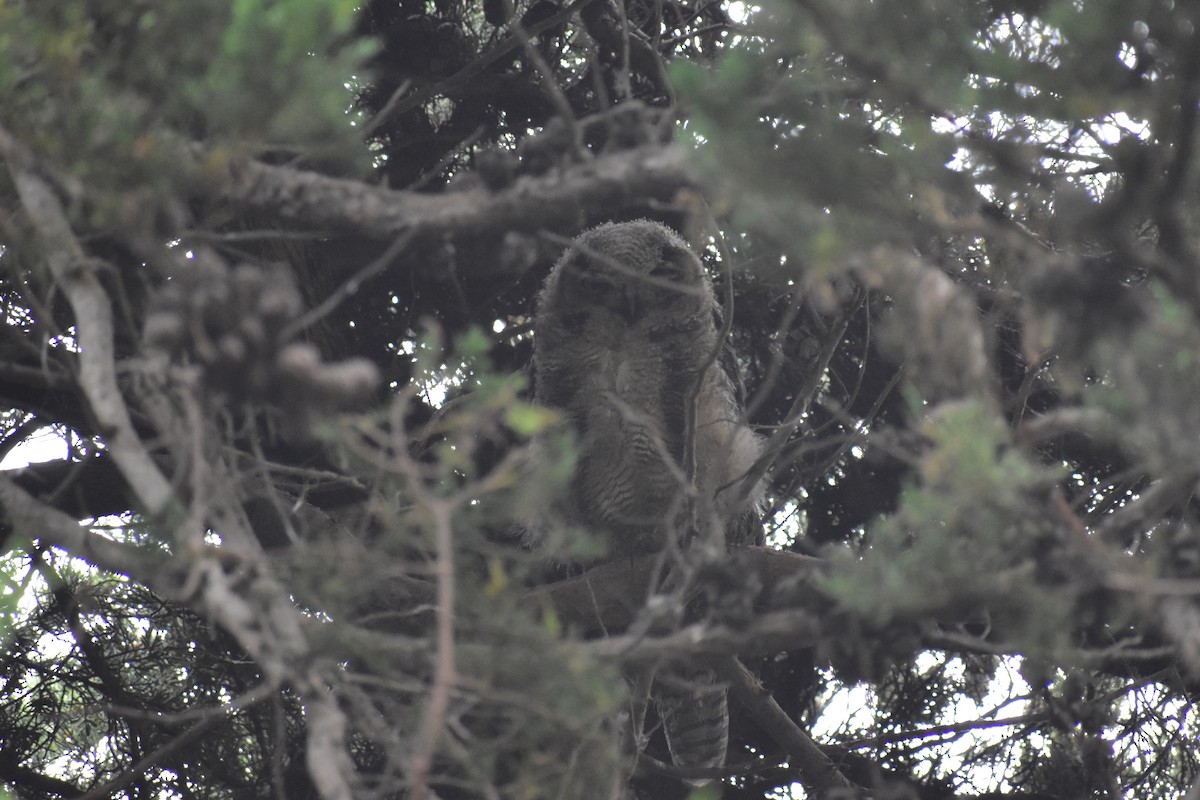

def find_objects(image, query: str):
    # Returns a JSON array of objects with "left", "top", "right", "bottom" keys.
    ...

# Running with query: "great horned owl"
[{"left": 532, "top": 219, "right": 764, "bottom": 777}]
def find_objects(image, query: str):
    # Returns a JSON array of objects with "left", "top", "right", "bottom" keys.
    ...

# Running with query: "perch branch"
[
  {"left": 521, "top": 546, "right": 819, "bottom": 632},
  {"left": 211, "top": 144, "right": 693, "bottom": 244},
  {"left": 591, "top": 608, "right": 821, "bottom": 664}
]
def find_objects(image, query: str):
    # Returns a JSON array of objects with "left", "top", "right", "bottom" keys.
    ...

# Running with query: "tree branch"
[
  {"left": 71, "top": 711, "right": 231, "bottom": 800},
  {"left": 364, "top": 0, "right": 601, "bottom": 134},
  {"left": 0, "top": 475, "right": 171, "bottom": 577},
  {"left": 210, "top": 144, "right": 694, "bottom": 244},
  {"left": 591, "top": 608, "right": 821, "bottom": 664},
  {"left": 0, "top": 473, "right": 356, "bottom": 800},
  {"left": 0, "top": 124, "right": 175, "bottom": 517},
  {"left": 717, "top": 656, "right": 856, "bottom": 795},
  {"left": 522, "top": 546, "right": 819, "bottom": 632},
  {"left": 0, "top": 763, "right": 84, "bottom": 799}
]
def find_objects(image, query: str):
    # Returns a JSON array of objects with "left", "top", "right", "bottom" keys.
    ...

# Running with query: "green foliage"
[
  {"left": 199, "top": 0, "right": 373, "bottom": 139},
  {"left": 823, "top": 401, "right": 1058, "bottom": 630},
  {"left": 289, "top": 335, "right": 621, "bottom": 798},
  {"left": 0, "top": 549, "right": 30, "bottom": 647},
  {"left": 0, "top": 0, "right": 371, "bottom": 229},
  {"left": 1088, "top": 284, "right": 1200, "bottom": 475}
]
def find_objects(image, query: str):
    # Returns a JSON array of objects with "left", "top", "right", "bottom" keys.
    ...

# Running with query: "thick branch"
[
  {"left": 0, "top": 763, "right": 83, "bottom": 799},
  {"left": 211, "top": 144, "right": 693, "bottom": 244},
  {"left": 522, "top": 547, "right": 819, "bottom": 632},
  {"left": 0, "top": 475, "right": 171, "bottom": 578},
  {"left": 1, "top": 452, "right": 369, "bottom": 551},
  {"left": 0, "top": 359, "right": 83, "bottom": 425},
  {"left": 591, "top": 608, "right": 821, "bottom": 664},
  {"left": 2, "top": 457, "right": 133, "bottom": 527}
]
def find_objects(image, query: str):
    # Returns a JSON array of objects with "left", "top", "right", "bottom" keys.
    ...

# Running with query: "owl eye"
[
  {"left": 651, "top": 246, "right": 686, "bottom": 276},
  {"left": 651, "top": 246, "right": 699, "bottom": 284}
]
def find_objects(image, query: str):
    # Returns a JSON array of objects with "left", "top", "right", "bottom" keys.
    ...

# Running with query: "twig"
[
  {"left": 744, "top": 283, "right": 808, "bottom": 421},
  {"left": 501, "top": 0, "right": 583, "bottom": 150},
  {"left": 0, "top": 413, "right": 45, "bottom": 464},
  {"left": 837, "top": 711, "right": 1048, "bottom": 750},
  {"left": 105, "top": 681, "right": 279, "bottom": 724},
  {"left": 408, "top": 498, "right": 457, "bottom": 800},
  {"left": 364, "top": 0, "right": 599, "bottom": 136},
  {"left": 281, "top": 228, "right": 418, "bottom": 340},
  {"left": 730, "top": 290, "right": 864, "bottom": 509},
  {"left": 71, "top": 712, "right": 230, "bottom": 800},
  {"left": 389, "top": 413, "right": 458, "bottom": 800},
  {"left": 611, "top": 0, "right": 633, "bottom": 99}
]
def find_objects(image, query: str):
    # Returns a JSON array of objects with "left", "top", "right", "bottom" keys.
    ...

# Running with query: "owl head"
[{"left": 543, "top": 220, "right": 709, "bottom": 323}]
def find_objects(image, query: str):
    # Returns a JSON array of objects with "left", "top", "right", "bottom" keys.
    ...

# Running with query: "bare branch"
[
  {"left": 837, "top": 710, "right": 1049, "bottom": 750},
  {"left": 364, "top": 0, "right": 600, "bottom": 135},
  {"left": 210, "top": 144, "right": 694, "bottom": 245},
  {"left": 0, "top": 124, "right": 175, "bottom": 517},
  {"left": 0, "top": 475, "right": 170, "bottom": 577}
]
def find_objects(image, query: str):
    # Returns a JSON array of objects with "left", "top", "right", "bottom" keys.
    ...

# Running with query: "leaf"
[{"left": 505, "top": 403, "right": 561, "bottom": 436}]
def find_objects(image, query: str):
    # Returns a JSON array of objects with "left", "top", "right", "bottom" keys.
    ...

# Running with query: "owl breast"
[
  {"left": 531, "top": 219, "right": 763, "bottom": 557},
  {"left": 560, "top": 313, "right": 697, "bottom": 548}
]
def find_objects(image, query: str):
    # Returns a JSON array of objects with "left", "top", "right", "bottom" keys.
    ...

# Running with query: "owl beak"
[{"left": 621, "top": 286, "right": 642, "bottom": 322}]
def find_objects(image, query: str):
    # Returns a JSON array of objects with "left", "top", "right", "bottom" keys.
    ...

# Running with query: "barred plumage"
[
  {"left": 531, "top": 220, "right": 764, "bottom": 779},
  {"left": 655, "top": 668, "right": 732, "bottom": 775}
]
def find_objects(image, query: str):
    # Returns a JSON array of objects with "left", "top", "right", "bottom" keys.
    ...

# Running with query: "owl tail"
[{"left": 654, "top": 667, "right": 729, "bottom": 783}]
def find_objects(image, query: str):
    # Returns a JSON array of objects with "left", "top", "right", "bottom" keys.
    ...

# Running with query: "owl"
[{"left": 531, "top": 219, "right": 765, "bottom": 777}]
